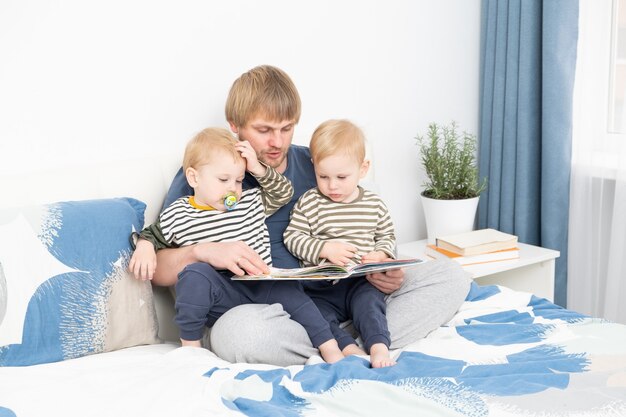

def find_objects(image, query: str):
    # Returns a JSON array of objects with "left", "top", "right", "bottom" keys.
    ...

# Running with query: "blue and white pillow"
[{"left": 0, "top": 198, "right": 159, "bottom": 366}]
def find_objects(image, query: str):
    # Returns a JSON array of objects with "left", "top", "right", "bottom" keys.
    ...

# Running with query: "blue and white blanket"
[
  {"left": 1, "top": 283, "right": 625, "bottom": 417},
  {"left": 202, "top": 283, "right": 626, "bottom": 416}
]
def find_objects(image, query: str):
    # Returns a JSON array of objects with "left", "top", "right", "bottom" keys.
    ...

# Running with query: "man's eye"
[
  {"left": 281, "top": 125, "right": 293, "bottom": 132},
  {"left": 258, "top": 128, "right": 269, "bottom": 134}
]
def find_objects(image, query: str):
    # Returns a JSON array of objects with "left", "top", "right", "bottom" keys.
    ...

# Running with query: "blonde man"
[{"left": 151, "top": 65, "right": 471, "bottom": 366}]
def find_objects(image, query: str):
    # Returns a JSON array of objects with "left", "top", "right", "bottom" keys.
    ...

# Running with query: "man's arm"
[
  {"left": 151, "top": 241, "right": 270, "bottom": 286},
  {"left": 151, "top": 245, "right": 197, "bottom": 286}
]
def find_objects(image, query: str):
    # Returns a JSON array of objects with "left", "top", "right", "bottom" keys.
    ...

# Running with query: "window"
[
  {"left": 609, "top": 0, "right": 626, "bottom": 133},
  {"left": 575, "top": 0, "right": 626, "bottom": 176}
]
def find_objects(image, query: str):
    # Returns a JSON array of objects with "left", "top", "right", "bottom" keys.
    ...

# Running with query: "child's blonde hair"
[
  {"left": 309, "top": 119, "right": 366, "bottom": 164},
  {"left": 183, "top": 128, "right": 243, "bottom": 172},
  {"left": 225, "top": 65, "right": 301, "bottom": 127}
]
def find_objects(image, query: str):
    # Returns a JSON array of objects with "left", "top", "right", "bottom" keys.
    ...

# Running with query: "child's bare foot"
[
  {"left": 319, "top": 339, "right": 345, "bottom": 363},
  {"left": 342, "top": 343, "right": 366, "bottom": 356},
  {"left": 369, "top": 343, "right": 396, "bottom": 368}
]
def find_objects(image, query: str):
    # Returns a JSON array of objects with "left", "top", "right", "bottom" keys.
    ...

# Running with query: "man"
[{"left": 152, "top": 65, "right": 471, "bottom": 366}]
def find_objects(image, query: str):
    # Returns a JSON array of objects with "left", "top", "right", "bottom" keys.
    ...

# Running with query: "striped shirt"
[
  {"left": 283, "top": 187, "right": 396, "bottom": 267},
  {"left": 155, "top": 165, "right": 293, "bottom": 266}
]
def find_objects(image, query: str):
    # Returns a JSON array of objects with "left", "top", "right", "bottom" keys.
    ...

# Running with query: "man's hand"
[
  {"left": 191, "top": 240, "right": 270, "bottom": 276},
  {"left": 319, "top": 241, "right": 358, "bottom": 266},
  {"left": 366, "top": 268, "right": 405, "bottom": 294},
  {"left": 129, "top": 238, "right": 157, "bottom": 281}
]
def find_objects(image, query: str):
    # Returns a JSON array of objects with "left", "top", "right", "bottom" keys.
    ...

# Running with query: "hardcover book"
[
  {"left": 425, "top": 244, "right": 519, "bottom": 266},
  {"left": 231, "top": 258, "right": 424, "bottom": 280},
  {"left": 435, "top": 228, "right": 518, "bottom": 256}
]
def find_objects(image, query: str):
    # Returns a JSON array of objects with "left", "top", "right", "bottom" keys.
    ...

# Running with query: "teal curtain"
[{"left": 478, "top": 0, "right": 578, "bottom": 307}]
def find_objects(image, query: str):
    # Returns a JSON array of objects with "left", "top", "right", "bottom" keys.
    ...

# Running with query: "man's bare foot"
[
  {"left": 342, "top": 343, "right": 366, "bottom": 356},
  {"left": 369, "top": 343, "right": 396, "bottom": 368},
  {"left": 319, "top": 339, "right": 345, "bottom": 363}
]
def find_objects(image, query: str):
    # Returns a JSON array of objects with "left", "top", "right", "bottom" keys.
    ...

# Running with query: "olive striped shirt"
[{"left": 283, "top": 187, "right": 396, "bottom": 267}]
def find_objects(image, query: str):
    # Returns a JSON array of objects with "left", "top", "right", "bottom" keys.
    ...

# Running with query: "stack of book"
[{"left": 425, "top": 228, "right": 519, "bottom": 266}]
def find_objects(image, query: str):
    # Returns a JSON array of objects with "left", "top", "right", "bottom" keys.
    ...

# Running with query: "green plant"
[{"left": 415, "top": 121, "right": 487, "bottom": 200}]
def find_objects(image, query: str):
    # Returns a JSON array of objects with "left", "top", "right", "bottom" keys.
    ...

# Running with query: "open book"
[{"left": 231, "top": 258, "right": 424, "bottom": 281}]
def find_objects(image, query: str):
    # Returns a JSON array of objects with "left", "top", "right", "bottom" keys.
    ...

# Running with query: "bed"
[{"left": 1, "top": 156, "right": 625, "bottom": 417}]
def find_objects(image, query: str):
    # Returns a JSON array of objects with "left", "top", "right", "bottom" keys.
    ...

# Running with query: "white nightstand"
[{"left": 397, "top": 239, "right": 560, "bottom": 302}]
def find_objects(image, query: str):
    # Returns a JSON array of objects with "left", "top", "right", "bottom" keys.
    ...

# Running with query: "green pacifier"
[{"left": 223, "top": 192, "right": 238, "bottom": 211}]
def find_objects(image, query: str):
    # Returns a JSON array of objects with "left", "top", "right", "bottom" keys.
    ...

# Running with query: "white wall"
[{"left": 0, "top": 0, "right": 481, "bottom": 243}]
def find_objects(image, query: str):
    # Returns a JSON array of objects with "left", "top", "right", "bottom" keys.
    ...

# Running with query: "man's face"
[{"left": 230, "top": 117, "right": 296, "bottom": 173}]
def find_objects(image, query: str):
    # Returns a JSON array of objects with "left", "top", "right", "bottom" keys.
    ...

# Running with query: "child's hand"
[
  {"left": 361, "top": 250, "right": 389, "bottom": 264},
  {"left": 128, "top": 239, "right": 157, "bottom": 280},
  {"left": 361, "top": 251, "right": 390, "bottom": 263},
  {"left": 236, "top": 141, "right": 266, "bottom": 177},
  {"left": 320, "top": 241, "right": 358, "bottom": 266}
]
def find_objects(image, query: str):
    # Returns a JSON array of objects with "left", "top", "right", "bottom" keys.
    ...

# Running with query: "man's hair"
[
  {"left": 183, "top": 127, "right": 243, "bottom": 172},
  {"left": 309, "top": 119, "right": 366, "bottom": 164},
  {"left": 225, "top": 65, "right": 301, "bottom": 127}
]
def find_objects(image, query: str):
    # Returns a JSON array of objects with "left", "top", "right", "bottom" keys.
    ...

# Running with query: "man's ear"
[
  {"left": 228, "top": 121, "right": 239, "bottom": 135},
  {"left": 185, "top": 167, "right": 199, "bottom": 187},
  {"left": 359, "top": 159, "right": 371, "bottom": 179}
]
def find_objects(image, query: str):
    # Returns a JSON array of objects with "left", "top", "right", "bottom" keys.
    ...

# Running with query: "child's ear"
[
  {"left": 359, "top": 159, "right": 371, "bottom": 179},
  {"left": 185, "top": 167, "right": 199, "bottom": 187}
]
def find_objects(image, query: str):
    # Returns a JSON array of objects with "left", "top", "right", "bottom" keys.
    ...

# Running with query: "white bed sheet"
[{"left": 0, "top": 343, "right": 236, "bottom": 417}]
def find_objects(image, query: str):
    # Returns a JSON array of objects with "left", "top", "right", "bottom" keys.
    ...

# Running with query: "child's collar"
[{"left": 189, "top": 196, "right": 216, "bottom": 211}]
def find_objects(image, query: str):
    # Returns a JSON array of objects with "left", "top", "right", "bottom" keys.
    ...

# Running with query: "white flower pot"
[{"left": 420, "top": 193, "right": 479, "bottom": 244}]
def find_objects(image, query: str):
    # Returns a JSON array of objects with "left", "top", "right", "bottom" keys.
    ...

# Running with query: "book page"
[{"left": 232, "top": 258, "right": 424, "bottom": 280}]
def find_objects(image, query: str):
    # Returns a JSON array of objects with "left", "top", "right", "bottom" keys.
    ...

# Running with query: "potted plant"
[{"left": 415, "top": 121, "right": 487, "bottom": 243}]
